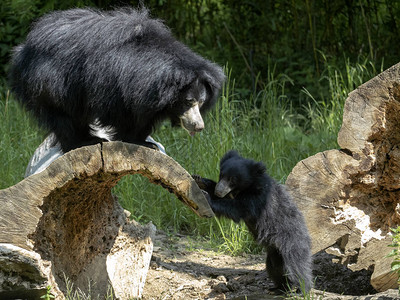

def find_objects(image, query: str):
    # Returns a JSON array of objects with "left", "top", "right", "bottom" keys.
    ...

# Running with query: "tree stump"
[
  {"left": 286, "top": 63, "right": 400, "bottom": 292},
  {"left": 0, "top": 142, "right": 213, "bottom": 299}
]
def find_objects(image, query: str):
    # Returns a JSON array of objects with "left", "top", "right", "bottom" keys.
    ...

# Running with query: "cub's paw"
[{"left": 192, "top": 174, "right": 207, "bottom": 190}]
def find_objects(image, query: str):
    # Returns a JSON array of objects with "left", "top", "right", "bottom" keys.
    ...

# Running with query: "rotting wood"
[
  {"left": 0, "top": 142, "right": 213, "bottom": 299},
  {"left": 286, "top": 63, "right": 400, "bottom": 292}
]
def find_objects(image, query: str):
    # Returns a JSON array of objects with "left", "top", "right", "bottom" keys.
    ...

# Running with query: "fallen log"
[
  {"left": 0, "top": 141, "right": 213, "bottom": 299},
  {"left": 286, "top": 63, "right": 400, "bottom": 292}
]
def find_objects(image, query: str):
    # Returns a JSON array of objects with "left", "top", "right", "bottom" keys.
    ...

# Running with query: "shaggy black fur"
[
  {"left": 9, "top": 7, "right": 225, "bottom": 153},
  {"left": 194, "top": 151, "right": 313, "bottom": 293}
]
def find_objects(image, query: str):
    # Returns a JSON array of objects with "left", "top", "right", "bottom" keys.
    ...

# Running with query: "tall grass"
[
  {"left": 114, "top": 58, "right": 381, "bottom": 254},
  {"left": 0, "top": 89, "right": 43, "bottom": 188},
  {"left": 0, "top": 58, "right": 381, "bottom": 254}
]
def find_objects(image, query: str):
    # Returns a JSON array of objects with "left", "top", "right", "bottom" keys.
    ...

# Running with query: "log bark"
[
  {"left": 286, "top": 63, "right": 400, "bottom": 292},
  {"left": 0, "top": 142, "right": 213, "bottom": 299}
]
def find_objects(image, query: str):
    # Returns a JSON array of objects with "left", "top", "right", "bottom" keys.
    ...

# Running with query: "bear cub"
[{"left": 194, "top": 150, "right": 313, "bottom": 293}]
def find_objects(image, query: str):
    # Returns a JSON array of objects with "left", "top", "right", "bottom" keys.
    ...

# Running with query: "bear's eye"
[
  {"left": 185, "top": 98, "right": 196, "bottom": 107},
  {"left": 198, "top": 98, "right": 206, "bottom": 108},
  {"left": 229, "top": 176, "right": 238, "bottom": 185}
]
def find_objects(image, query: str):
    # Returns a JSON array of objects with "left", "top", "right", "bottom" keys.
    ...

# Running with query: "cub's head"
[{"left": 215, "top": 150, "right": 266, "bottom": 198}]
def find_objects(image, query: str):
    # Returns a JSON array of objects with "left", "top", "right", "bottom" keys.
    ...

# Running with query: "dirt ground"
[{"left": 141, "top": 231, "right": 400, "bottom": 300}]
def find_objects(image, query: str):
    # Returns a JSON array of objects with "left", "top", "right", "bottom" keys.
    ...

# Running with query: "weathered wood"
[
  {"left": 0, "top": 243, "right": 56, "bottom": 299},
  {"left": 286, "top": 63, "right": 400, "bottom": 292},
  {"left": 0, "top": 142, "right": 213, "bottom": 299},
  {"left": 101, "top": 142, "right": 213, "bottom": 218}
]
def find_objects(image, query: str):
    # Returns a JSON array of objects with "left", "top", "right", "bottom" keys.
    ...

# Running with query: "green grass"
[
  {"left": 0, "top": 58, "right": 381, "bottom": 256},
  {"left": 0, "top": 89, "right": 43, "bottom": 188},
  {"left": 113, "top": 58, "right": 381, "bottom": 254}
]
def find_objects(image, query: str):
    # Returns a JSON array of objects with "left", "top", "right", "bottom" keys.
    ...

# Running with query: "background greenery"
[
  {"left": 1, "top": 0, "right": 398, "bottom": 94},
  {"left": 0, "top": 0, "right": 396, "bottom": 253}
]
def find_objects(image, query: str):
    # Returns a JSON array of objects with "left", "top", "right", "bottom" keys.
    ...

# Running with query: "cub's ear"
[
  {"left": 252, "top": 161, "right": 266, "bottom": 176},
  {"left": 221, "top": 150, "right": 239, "bottom": 164}
]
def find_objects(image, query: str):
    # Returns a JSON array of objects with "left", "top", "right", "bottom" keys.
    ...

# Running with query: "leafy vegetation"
[
  {"left": 388, "top": 227, "right": 400, "bottom": 291},
  {"left": 0, "top": 0, "right": 399, "bottom": 96},
  {"left": 40, "top": 286, "right": 55, "bottom": 300}
]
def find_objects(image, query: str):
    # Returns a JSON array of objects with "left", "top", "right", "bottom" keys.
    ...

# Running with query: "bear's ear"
[
  {"left": 199, "top": 68, "right": 225, "bottom": 112},
  {"left": 252, "top": 161, "right": 266, "bottom": 176},
  {"left": 221, "top": 150, "right": 239, "bottom": 164},
  {"left": 200, "top": 66, "right": 225, "bottom": 91}
]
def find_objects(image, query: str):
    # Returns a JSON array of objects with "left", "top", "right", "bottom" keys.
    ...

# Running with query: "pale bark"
[{"left": 286, "top": 63, "right": 400, "bottom": 292}]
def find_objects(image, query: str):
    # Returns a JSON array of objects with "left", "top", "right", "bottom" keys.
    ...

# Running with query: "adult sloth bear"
[
  {"left": 194, "top": 151, "right": 313, "bottom": 293},
  {"left": 9, "top": 8, "right": 225, "bottom": 153}
]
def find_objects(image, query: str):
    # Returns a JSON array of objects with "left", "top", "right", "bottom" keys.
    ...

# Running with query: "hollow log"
[
  {"left": 286, "top": 63, "right": 400, "bottom": 292},
  {"left": 0, "top": 142, "right": 213, "bottom": 299}
]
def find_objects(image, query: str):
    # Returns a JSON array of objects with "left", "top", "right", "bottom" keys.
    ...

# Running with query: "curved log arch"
[
  {"left": 0, "top": 141, "right": 213, "bottom": 299},
  {"left": 102, "top": 141, "right": 213, "bottom": 218}
]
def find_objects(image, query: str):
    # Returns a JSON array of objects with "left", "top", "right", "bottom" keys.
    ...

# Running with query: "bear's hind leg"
[
  {"left": 266, "top": 245, "right": 287, "bottom": 293},
  {"left": 275, "top": 241, "right": 312, "bottom": 294},
  {"left": 37, "top": 106, "right": 100, "bottom": 153}
]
